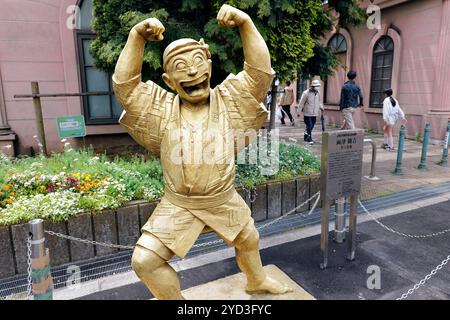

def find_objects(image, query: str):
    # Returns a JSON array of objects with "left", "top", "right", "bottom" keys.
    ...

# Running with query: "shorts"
[
  {"left": 137, "top": 191, "right": 253, "bottom": 259},
  {"left": 137, "top": 217, "right": 257, "bottom": 261}
]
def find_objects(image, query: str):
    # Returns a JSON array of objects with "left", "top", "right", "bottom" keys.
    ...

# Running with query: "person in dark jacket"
[{"left": 339, "top": 71, "right": 364, "bottom": 130}]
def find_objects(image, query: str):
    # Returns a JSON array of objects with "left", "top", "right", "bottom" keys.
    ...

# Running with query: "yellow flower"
[
  {"left": 41, "top": 186, "right": 46, "bottom": 191},
  {"left": 85, "top": 174, "right": 91, "bottom": 181}
]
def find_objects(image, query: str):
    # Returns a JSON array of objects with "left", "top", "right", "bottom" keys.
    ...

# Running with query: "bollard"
[
  {"left": 28, "top": 219, "right": 53, "bottom": 300},
  {"left": 334, "top": 197, "right": 346, "bottom": 243},
  {"left": 438, "top": 120, "right": 450, "bottom": 167},
  {"left": 418, "top": 123, "right": 431, "bottom": 170},
  {"left": 394, "top": 125, "right": 407, "bottom": 175}
]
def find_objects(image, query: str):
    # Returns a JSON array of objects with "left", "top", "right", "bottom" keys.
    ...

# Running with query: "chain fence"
[
  {"left": 358, "top": 199, "right": 450, "bottom": 300},
  {"left": 358, "top": 200, "right": 450, "bottom": 238},
  {"left": 396, "top": 254, "right": 450, "bottom": 300}
]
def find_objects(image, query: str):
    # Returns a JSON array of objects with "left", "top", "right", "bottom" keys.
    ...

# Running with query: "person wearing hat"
[
  {"left": 112, "top": 4, "right": 290, "bottom": 299},
  {"left": 298, "top": 79, "right": 324, "bottom": 144}
]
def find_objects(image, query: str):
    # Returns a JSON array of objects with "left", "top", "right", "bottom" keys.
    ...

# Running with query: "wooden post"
[{"left": 31, "top": 82, "right": 48, "bottom": 156}]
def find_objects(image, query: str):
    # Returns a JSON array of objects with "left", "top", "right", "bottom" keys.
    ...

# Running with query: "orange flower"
[
  {"left": 0, "top": 201, "right": 4, "bottom": 206},
  {"left": 6, "top": 199, "right": 12, "bottom": 204},
  {"left": 10, "top": 192, "right": 14, "bottom": 197},
  {"left": 4, "top": 185, "right": 10, "bottom": 191},
  {"left": 0, "top": 191, "right": 3, "bottom": 196}
]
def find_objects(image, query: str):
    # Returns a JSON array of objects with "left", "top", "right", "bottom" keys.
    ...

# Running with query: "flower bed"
[{"left": 0, "top": 141, "right": 319, "bottom": 226}]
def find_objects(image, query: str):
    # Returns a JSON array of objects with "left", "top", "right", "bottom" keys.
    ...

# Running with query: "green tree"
[{"left": 91, "top": 0, "right": 364, "bottom": 86}]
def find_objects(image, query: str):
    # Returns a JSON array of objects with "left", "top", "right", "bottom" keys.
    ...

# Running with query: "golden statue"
[{"left": 113, "top": 4, "right": 290, "bottom": 299}]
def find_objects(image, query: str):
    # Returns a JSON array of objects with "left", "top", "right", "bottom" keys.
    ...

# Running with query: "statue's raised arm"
[
  {"left": 114, "top": 18, "right": 165, "bottom": 83},
  {"left": 217, "top": 4, "right": 271, "bottom": 74}
]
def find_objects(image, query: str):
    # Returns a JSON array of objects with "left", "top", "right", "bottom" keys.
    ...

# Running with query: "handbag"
[{"left": 276, "top": 106, "right": 283, "bottom": 120}]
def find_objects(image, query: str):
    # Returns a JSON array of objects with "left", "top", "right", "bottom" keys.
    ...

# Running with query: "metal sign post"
[{"left": 320, "top": 129, "right": 364, "bottom": 269}]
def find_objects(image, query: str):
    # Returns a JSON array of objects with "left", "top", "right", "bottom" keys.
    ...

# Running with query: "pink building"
[
  {"left": 311, "top": 0, "right": 450, "bottom": 141},
  {"left": 0, "top": 0, "right": 135, "bottom": 156},
  {"left": 1, "top": 0, "right": 450, "bottom": 156}
]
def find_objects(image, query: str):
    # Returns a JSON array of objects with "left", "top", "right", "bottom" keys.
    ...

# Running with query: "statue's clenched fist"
[
  {"left": 217, "top": 4, "right": 250, "bottom": 28},
  {"left": 132, "top": 18, "right": 165, "bottom": 41}
]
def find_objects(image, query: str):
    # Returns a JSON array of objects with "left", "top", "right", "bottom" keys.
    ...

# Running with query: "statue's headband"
[{"left": 163, "top": 38, "right": 211, "bottom": 72}]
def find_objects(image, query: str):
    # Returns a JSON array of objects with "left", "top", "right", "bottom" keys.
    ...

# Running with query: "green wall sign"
[{"left": 56, "top": 115, "right": 86, "bottom": 139}]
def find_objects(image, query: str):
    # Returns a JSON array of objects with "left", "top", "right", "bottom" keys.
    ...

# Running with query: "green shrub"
[{"left": 0, "top": 141, "right": 319, "bottom": 225}]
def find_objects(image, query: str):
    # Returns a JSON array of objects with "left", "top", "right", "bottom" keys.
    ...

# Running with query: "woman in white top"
[{"left": 382, "top": 88, "right": 406, "bottom": 151}]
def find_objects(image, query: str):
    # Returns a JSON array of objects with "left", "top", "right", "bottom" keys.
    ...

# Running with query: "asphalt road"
[{"left": 78, "top": 200, "right": 450, "bottom": 300}]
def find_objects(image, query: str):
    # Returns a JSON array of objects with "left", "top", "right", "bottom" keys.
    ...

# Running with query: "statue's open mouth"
[{"left": 181, "top": 75, "right": 209, "bottom": 96}]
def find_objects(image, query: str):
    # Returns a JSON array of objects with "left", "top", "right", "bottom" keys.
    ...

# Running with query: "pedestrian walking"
[
  {"left": 298, "top": 80, "right": 324, "bottom": 144},
  {"left": 382, "top": 88, "right": 407, "bottom": 151},
  {"left": 280, "top": 81, "right": 295, "bottom": 126},
  {"left": 339, "top": 71, "right": 364, "bottom": 130}
]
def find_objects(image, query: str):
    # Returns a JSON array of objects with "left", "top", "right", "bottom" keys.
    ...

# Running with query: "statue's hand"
[
  {"left": 217, "top": 4, "right": 250, "bottom": 28},
  {"left": 132, "top": 18, "right": 165, "bottom": 42}
]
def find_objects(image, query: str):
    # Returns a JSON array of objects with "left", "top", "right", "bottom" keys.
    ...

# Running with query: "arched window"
[
  {"left": 329, "top": 33, "right": 347, "bottom": 54},
  {"left": 370, "top": 36, "right": 394, "bottom": 107},
  {"left": 77, "top": 0, "right": 122, "bottom": 124},
  {"left": 324, "top": 33, "right": 348, "bottom": 104}
]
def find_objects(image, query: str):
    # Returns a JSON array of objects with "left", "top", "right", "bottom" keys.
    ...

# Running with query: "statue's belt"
[{"left": 164, "top": 187, "right": 235, "bottom": 210}]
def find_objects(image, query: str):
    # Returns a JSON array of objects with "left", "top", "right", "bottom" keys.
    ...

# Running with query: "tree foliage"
[{"left": 91, "top": 0, "right": 364, "bottom": 86}]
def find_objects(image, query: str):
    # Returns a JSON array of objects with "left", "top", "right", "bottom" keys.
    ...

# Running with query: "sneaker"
[
  {"left": 291, "top": 122, "right": 295, "bottom": 127},
  {"left": 388, "top": 147, "right": 396, "bottom": 152},
  {"left": 308, "top": 141, "right": 314, "bottom": 145},
  {"left": 381, "top": 144, "right": 388, "bottom": 149}
]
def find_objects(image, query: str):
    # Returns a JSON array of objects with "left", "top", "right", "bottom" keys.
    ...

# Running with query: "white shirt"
[{"left": 383, "top": 97, "right": 405, "bottom": 126}]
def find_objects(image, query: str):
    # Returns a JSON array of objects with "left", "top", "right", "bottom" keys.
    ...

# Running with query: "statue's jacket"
[{"left": 113, "top": 63, "right": 274, "bottom": 258}]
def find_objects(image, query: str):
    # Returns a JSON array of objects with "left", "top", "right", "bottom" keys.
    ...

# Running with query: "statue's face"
[{"left": 164, "top": 49, "right": 212, "bottom": 105}]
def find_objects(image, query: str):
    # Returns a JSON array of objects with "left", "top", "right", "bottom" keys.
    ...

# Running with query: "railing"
[{"left": 364, "top": 138, "right": 379, "bottom": 181}]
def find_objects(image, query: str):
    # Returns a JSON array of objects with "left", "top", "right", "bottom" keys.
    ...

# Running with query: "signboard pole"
[
  {"left": 320, "top": 200, "right": 331, "bottom": 270},
  {"left": 347, "top": 194, "right": 358, "bottom": 261},
  {"left": 319, "top": 129, "right": 364, "bottom": 269}
]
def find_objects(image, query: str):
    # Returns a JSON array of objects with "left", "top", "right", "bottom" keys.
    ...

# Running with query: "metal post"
[
  {"left": 438, "top": 120, "right": 450, "bottom": 167},
  {"left": 347, "top": 195, "right": 358, "bottom": 261},
  {"left": 31, "top": 82, "right": 48, "bottom": 156},
  {"left": 320, "top": 200, "right": 331, "bottom": 269},
  {"left": 418, "top": 123, "right": 431, "bottom": 170},
  {"left": 334, "top": 197, "right": 346, "bottom": 243},
  {"left": 29, "top": 219, "right": 53, "bottom": 300},
  {"left": 269, "top": 79, "right": 279, "bottom": 132},
  {"left": 394, "top": 125, "right": 407, "bottom": 175},
  {"left": 364, "top": 139, "right": 380, "bottom": 180}
]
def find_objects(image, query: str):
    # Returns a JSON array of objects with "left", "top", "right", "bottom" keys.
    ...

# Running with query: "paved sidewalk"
[{"left": 275, "top": 120, "right": 450, "bottom": 200}]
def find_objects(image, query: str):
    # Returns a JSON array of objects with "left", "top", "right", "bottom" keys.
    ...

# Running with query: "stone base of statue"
[{"left": 181, "top": 265, "right": 315, "bottom": 300}]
